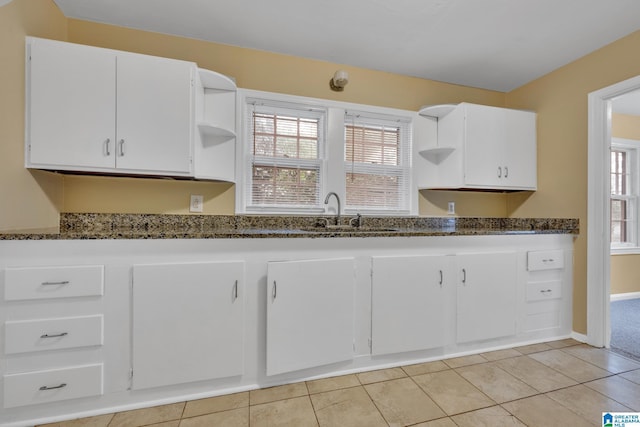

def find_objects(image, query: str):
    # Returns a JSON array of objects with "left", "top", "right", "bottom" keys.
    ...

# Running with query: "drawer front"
[
  {"left": 527, "top": 250, "right": 564, "bottom": 271},
  {"left": 5, "top": 315, "right": 103, "bottom": 355},
  {"left": 526, "top": 280, "right": 562, "bottom": 301},
  {"left": 4, "top": 363, "right": 103, "bottom": 408},
  {"left": 4, "top": 265, "right": 104, "bottom": 300}
]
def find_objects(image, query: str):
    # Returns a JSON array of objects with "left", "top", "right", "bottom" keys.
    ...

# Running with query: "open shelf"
[
  {"left": 197, "top": 122, "right": 236, "bottom": 139},
  {"left": 198, "top": 68, "right": 236, "bottom": 91},
  {"left": 418, "top": 104, "right": 457, "bottom": 119},
  {"left": 418, "top": 147, "right": 455, "bottom": 164}
]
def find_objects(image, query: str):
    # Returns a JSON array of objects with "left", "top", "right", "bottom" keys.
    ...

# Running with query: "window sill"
[{"left": 611, "top": 246, "right": 640, "bottom": 255}]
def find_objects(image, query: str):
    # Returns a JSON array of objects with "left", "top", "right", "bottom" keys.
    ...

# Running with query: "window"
[
  {"left": 611, "top": 139, "right": 639, "bottom": 251},
  {"left": 237, "top": 90, "right": 416, "bottom": 216},
  {"left": 243, "top": 98, "right": 326, "bottom": 213},
  {"left": 344, "top": 112, "right": 411, "bottom": 213}
]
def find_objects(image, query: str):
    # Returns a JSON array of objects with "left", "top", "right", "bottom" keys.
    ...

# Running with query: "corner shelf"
[
  {"left": 197, "top": 122, "right": 236, "bottom": 140},
  {"left": 198, "top": 68, "right": 236, "bottom": 91},
  {"left": 418, "top": 147, "right": 456, "bottom": 164},
  {"left": 418, "top": 104, "right": 457, "bottom": 119}
]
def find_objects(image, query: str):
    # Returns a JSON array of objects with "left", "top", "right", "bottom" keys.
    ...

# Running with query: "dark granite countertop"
[{"left": 0, "top": 214, "right": 579, "bottom": 240}]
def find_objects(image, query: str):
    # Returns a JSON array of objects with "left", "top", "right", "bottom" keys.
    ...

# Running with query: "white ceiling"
[{"left": 52, "top": 0, "right": 640, "bottom": 93}]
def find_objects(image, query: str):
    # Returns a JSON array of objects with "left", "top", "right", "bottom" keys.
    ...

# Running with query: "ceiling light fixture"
[{"left": 330, "top": 70, "right": 349, "bottom": 91}]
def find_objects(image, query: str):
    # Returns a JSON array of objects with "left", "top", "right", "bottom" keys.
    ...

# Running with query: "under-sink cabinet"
[
  {"left": 131, "top": 261, "right": 245, "bottom": 389},
  {"left": 266, "top": 258, "right": 355, "bottom": 376}
]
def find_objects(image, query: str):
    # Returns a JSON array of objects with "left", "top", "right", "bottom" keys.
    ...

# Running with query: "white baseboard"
[
  {"left": 571, "top": 331, "right": 588, "bottom": 344},
  {"left": 610, "top": 291, "right": 640, "bottom": 302}
]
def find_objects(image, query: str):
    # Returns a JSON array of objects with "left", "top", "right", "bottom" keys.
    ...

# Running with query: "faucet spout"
[{"left": 324, "top": 192, "right": 341, "bottom": 225}]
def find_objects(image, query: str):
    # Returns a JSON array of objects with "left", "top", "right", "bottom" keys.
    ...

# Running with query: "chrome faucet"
[{"left": 324, "top": 192, "right": 341, "bottom": 225}]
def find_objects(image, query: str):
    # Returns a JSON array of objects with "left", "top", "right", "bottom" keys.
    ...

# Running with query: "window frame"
[
  {"left": 343, "top": 110, "right": 412, "bottom": 215},
  {"left": 241, "top": 97, "right": 327, "bottom": 214},
  {"left": 236, "top": 89, "right": 417, "bottom": 216},
  {"left": 610, "top": 138, "right": 640, "bottom": 254}
]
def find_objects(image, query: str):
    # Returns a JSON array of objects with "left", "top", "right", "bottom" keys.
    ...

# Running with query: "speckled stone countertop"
[{"left": 0, "top": 213, "right": 579, "bottom": 240}]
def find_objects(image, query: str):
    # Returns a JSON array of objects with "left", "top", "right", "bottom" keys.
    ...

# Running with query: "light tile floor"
[{"left": 39, "top": 339, "right": 640, "bottom": 427}]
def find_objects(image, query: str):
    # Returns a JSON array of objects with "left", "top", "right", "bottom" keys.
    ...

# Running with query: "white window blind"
[
  {"left": 245, "top": 99, "right": 325, "bottom": 212},
  {"left": 344, "top": 112, "right": 411, "bottom": 213}
]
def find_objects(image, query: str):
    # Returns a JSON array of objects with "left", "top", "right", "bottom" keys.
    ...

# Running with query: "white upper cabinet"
[
  {"left": 418, "top": 102, "right": 537, "bottom": 191},
  {"left": 27, "top": 38, "right": 116, "bottom": 170},
  {"left": 25, "top": 37, "right": 196, "bottom": 177},
  {"left": 114, "top": 52, "right": 194, "bottom": 175}
]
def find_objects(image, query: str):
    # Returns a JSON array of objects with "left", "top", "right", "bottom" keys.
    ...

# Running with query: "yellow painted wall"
[
  {"left": 0, "top": 0, "right": 66, "bottom": 232},
  {"left": 64, "top": 18, "right": 507, "bottom": 217},
  {"left": 610, "top": 113, "right": 640, "bottom": 295},
  {"left": 505, "top": 30, "right": 640, "bottom": 334}
]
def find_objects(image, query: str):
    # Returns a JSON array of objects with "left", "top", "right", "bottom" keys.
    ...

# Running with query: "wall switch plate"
[
  {"left": 447, "top": 201, "right": 455, "bottom": 215},
  {"left": 190, "top": 195, "right": 204, "bottom": 213}
]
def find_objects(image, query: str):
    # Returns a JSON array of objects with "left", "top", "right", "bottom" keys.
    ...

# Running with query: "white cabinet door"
[
  {"left": 266, "top": 258, "right": 354, "bottom": 376},
  {"left": 27, "top": 38, "right": 116, "bottom": 169},
  {"left": 371, "top": 255, "right": 451, "bottom": 355},
  {"left": 503, "top": 108, "right": 537, "bottom": 189},
  {"left": 116, "top": 53, "right": 194, "bottom": 175},
  {"left": 132, "top": 261, "right": 244, "bottom": 390},
  {"left": 456, "top": 252, "right": 517, "bottom": 343},
  {"left": 463, "top": 104, "right": 505, "bottom": 187}
]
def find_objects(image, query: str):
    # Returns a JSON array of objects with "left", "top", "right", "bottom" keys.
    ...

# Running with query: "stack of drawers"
[
  {"left": 2, "top": 265, "right": 105, "bottom": 408},
  {"left": 524, "top": 250, "right": 566, "bottom": 332}
]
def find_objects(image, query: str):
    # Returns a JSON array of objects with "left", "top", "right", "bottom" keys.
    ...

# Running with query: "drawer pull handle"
[
  {"left": 41, "top": 281, "right": 70, "bottom": 286},
  {"left": 540, "top": 289, "right": 553, "bottom": 293},
  {"left": 40, "top": 332, "right": 68, "bottom": 339},
  {"left": 39, "top": 383, "right": 67, "bottom": 391}
]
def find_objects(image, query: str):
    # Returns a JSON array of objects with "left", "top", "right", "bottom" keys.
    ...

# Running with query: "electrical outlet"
[
  {"left": 448, "top": 201, "right": 456, "bottom": 215},
  {"left": 190, "top": 195, "right": 204, "bottom": 213}
]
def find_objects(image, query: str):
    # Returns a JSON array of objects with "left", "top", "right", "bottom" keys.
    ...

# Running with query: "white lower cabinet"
[
  {"left": 456, "top": 252, "right": 518, "bottom": 343},
  {"left": 266, "top": 258, "right": 355, "bottom": 376},
  {"left": 371, "top": 255, "right": 452, "bottom": 355},
  {"left": 0, "top": 236, "right": 573, "bottom": 426},
  {"left": 131, "top": 261, "right": 244, "bottom": 390}
]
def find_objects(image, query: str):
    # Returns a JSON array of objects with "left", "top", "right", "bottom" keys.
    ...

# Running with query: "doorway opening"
[{"left": 587, "top": 74, "right": 640, "bottom": 350}]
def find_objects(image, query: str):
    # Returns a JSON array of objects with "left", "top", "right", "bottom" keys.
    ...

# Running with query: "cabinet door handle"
[
  {"left": 504, "top": 166, "right": 508, "bottom": 178},
  {"left": 439, "top": 270, "right": 443, "bottom": 287},
  {"left": 104, "top": 138, "right": 111, "bottom": 156},
  {"left": 41, "top": 280, "right": 69, "bottom": 286},
  {"left": 497, "top": 166, "right": 502, "bottom": 178},
  {"left": 39, "top": 383, "right": 67, "bottom": 391},
  {"left": 40, "top": 332, "right": 68, "bottom": 339},
  {"left": 233, "top": 280, "right": 238, "bottom": 300},
  {"left": 461, "top": 268, "right": 466, "bottom": 284},
  {"left": 272, "top": 280, "right": 277, "bottom": 299},
  {"left": 119, "top": 139, "right": 125, "bottom": 156}
]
